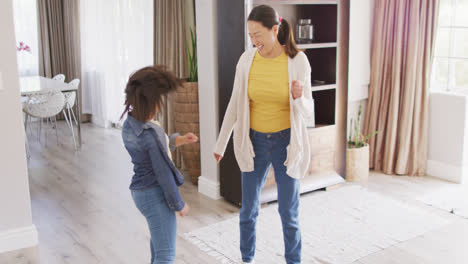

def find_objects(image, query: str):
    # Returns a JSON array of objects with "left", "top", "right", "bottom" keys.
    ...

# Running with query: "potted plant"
[
  {"left": 346, "top": 104, "right": 379, "bottom": 181},
  {"left": 175, "top": 28, "right": 201, "bottom": 185}
]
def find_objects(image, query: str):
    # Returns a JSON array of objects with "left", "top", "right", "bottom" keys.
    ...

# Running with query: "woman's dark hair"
[
  {"left": 121, "top": 65, "right": 182, "bottom": 122},
  {"left": 247, "top": 4, "right": 299, "bottom": 58}
]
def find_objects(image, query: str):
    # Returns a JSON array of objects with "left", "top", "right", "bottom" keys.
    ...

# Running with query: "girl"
[
  {"left": 121, "top": 66, "right": 198, "bottom": 264},
  {"left": 214, "top": 5, "right": 315, "bottom": 264}
]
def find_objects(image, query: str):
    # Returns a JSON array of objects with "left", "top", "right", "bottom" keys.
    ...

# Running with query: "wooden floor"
[{"left": 1, "top": 122, "right": 467, "bottom": 264}]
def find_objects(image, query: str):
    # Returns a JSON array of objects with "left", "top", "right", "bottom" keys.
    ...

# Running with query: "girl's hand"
[
  {"left": 214, "top": 153, "right": 223, "bottom": 163},
  {"left": 179, "top": 203, "right": 189, "bottom": 217},
  {"left": 175, "top": 133, "right": 198, "bottom": 146},
  {"left": 184, "top": 132, "right": 198, "bottom": 144},
  {"left": 291, "top": 80, "right": 303, "bottom": 100}
]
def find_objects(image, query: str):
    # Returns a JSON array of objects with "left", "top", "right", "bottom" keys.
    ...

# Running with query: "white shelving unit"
[
  {"left": 251, "top": 0, "right": 338, "bottom": 5},
  {"left": 244, "top": 0, "right": 348, "bottom": 203},
  {"left": 297, "top": 42, "right": 338, "bottom": 49},
  {"left": 312, "top": 84, "right": 336, "bottom": 92}
]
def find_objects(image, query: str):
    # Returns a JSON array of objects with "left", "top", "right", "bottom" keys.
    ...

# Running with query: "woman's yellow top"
[{"left": 248, "top": 51, "right": 290, "bottom": 133}]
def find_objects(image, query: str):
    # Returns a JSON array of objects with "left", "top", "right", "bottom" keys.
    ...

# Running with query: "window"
[
  {"left": 431, "top": 0, "right": 468, "bottom": 92},
  {"left": 80, "top": 0, "right": 153, "bottom": 127},
  {"left": 13, "top": 0, "right": 39, "bottom": 77}
]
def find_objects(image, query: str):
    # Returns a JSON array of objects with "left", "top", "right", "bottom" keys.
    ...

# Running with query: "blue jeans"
[
  {"left": 240, "top": 128, "right": 301, "bottom": 264},
  {"left": 131, "top": 186, "right": 177, "bottom": 264}
]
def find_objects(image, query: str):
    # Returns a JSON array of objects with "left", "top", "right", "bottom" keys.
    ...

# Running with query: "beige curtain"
[
  {"left": 37, "top": 0, "right": 82, "bottom": 118},
  {"left": 37, "top": 0, "right": 81, "bottom": 81},
  {"left": 364, "top": 0, "right": 439, "bottom": 176},
  {"left": 154, "top": 0, "right": 191, "bottom": 167}
]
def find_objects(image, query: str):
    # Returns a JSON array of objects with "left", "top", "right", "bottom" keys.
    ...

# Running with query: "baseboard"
[
  {"left": 198, "top": 176, "right": 221, "bottom": 200},
  {"left": 0, "top": 225, "right": 38, "bottom": 254},
  {"left": 91, "top": 115, "right": 110, "bottom": 128},
  {"left": 427, "top": 159, "right": 467, "bottom": 184},
  {"left": 0, "top": 246, "right": 40, "bottom": 263}
]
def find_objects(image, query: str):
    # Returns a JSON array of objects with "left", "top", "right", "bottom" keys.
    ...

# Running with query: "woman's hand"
[
  {"left": 214, "top": 153, "right": 223, "bottom": 163},
  {"left": 178, "top": 203, "right": 190, "bottom": 217},
  {"left": 291, "top": 80, "right": 303, "bottom": 100}
]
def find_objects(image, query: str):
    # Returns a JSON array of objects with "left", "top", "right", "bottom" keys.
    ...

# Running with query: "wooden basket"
[
  {"left": 346, "top": 144, "right": 369, "bottom": 181},
  {"left": 175, "top": 82, "right": 201, "bottom": 184}
]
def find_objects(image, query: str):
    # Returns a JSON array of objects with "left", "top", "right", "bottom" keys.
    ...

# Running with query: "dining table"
[{"left": 19, "top": 76, "right": 82, "bottom": 148}]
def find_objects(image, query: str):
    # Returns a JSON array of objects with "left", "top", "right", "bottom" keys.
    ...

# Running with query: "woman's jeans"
[
  {"left": 240, "top": 128, "right": 301, "bottom": 264},
  {"left": 131, "top": 186, "right": 177, "bottom": 264}
]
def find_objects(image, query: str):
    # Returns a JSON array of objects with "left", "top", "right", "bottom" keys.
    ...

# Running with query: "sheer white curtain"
[
  {"left": 80, "top": 0, "right": 153, "bottom": 127},
  {"left": 13, "top": 0, "right": 39, "bottom": 77}
]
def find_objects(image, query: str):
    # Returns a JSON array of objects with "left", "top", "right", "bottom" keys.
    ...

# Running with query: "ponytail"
[{"left": 277, "top": 18, "right": 299, "bottom": 58}]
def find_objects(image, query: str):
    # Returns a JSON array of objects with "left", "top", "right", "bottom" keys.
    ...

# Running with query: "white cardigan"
[{"left": 214, "top": 48, "right": 315, "bottom": 179}]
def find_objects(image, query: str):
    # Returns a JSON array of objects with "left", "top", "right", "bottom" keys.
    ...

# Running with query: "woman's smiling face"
[{"left": 247, "top": 20, "right": 279, "bottom": 55}]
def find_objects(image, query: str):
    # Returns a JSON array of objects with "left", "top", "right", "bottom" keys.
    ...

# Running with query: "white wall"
[
  {"left": 0, "top": 0, "right": 38, "bottom": 253},
  {"left": 196, "top": 0, "right": 221, "bottom": 199},
  {"left": 347, "top": 0, "right": 374, "bottom": 139},
  {"left": 427, "top": 92, "right": 468, "bottom": 183}
]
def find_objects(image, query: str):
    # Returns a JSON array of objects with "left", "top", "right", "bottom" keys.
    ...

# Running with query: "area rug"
[
  {"left": 183, "top": 185, "right": 452, "bottom": 264},
  {"left": 418, "top": 185, "right": 468, "bottom": 219}
]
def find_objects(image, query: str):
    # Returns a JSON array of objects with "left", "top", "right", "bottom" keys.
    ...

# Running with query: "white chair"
[
  {"left": 63, "top": 79, "right": 79, "bottom": 125},
  {"left": 23, "top": 90, "right": 65, "bottom": 146},
  {"left": 52, "top": 74, "right": 66, "bottom": 82},
  {"left": 38, "top": 74, "right": 64, "bottom": 131},
  {"left": 62, "top": 79, "right": 80, "bottom": 149}
]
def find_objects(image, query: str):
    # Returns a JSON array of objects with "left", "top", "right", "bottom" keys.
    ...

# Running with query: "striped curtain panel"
[{"left": 364, "top": 0, "right": 440, "bottom": 176}]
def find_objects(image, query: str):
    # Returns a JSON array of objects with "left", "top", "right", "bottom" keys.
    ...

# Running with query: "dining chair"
[
  {"left": 52, "top": 74, "right": 66, "bottom": 82},
  {"left": 63, "top": 79, "right": 79, "bottom": 125},
  {"left": 23, "top": 89, "right": 65, "bottom": 147},
  {"left": 61, "top": 79, "right": 80, "bottom": 149},
  {"left": 23, "top": 75, "right": 64, "bottom": 138}
]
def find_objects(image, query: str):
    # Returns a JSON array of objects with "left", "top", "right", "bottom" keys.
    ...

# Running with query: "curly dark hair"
[{"left": 121, "top": 65, "right": 182, "bottom": 122}]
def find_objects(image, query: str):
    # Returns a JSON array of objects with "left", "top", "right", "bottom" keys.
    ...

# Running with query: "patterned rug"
[{"left": 184, "top": 185, "right": 452, "bottom": 264}]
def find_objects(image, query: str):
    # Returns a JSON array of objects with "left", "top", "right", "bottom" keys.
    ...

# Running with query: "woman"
[
  {"left": 121, "top": 66, "right": 198, "bottom": 264},
  {"left": 213, "top": 5, "right": 315, "bottom": 264}
]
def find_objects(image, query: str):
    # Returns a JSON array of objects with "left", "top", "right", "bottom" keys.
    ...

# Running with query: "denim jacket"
[{"left": 122, "top": 114, "right": 185, "bottom": 211}]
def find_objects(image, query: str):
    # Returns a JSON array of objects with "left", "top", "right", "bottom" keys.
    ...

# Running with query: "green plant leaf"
[
  {"left": 354, "top": 118, "right": 358, "bottom": 147},
  {"left": 348, "top": 103, "right": 378, "bottom": 148},
  {"left": 187, "top": 44, "right": 192, "bottom": 81},
  {"left": 188, "top": 28, "right": 198, "bottom": 82},
  {"left": 348, "top": 118, "right": 353, "bottom": 144},
  {"left": 363, "top": 131, "right": 379, "bottom": 143}
]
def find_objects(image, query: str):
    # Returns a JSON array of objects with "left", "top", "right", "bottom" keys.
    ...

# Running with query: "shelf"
[
  {"left": 311, "top": 83, "right": 336, "bottom": 92},
  {"left": 308, "top": 124, "right": 336, "bottom": 131},
  {"left": 252, "top": 0, "right": 338, "bottom": 5},
  {"left": 219, "top": 0, "right": 345, "bottom": 206},
  {"left": 313, "top": 89, "right": 336, "bottom": 125},
  {"left": 298, "top": 42, "right": 337, "bottom": 49},
  {"left": 305, "top": 48, "right": 337, "bottom": 84}
]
